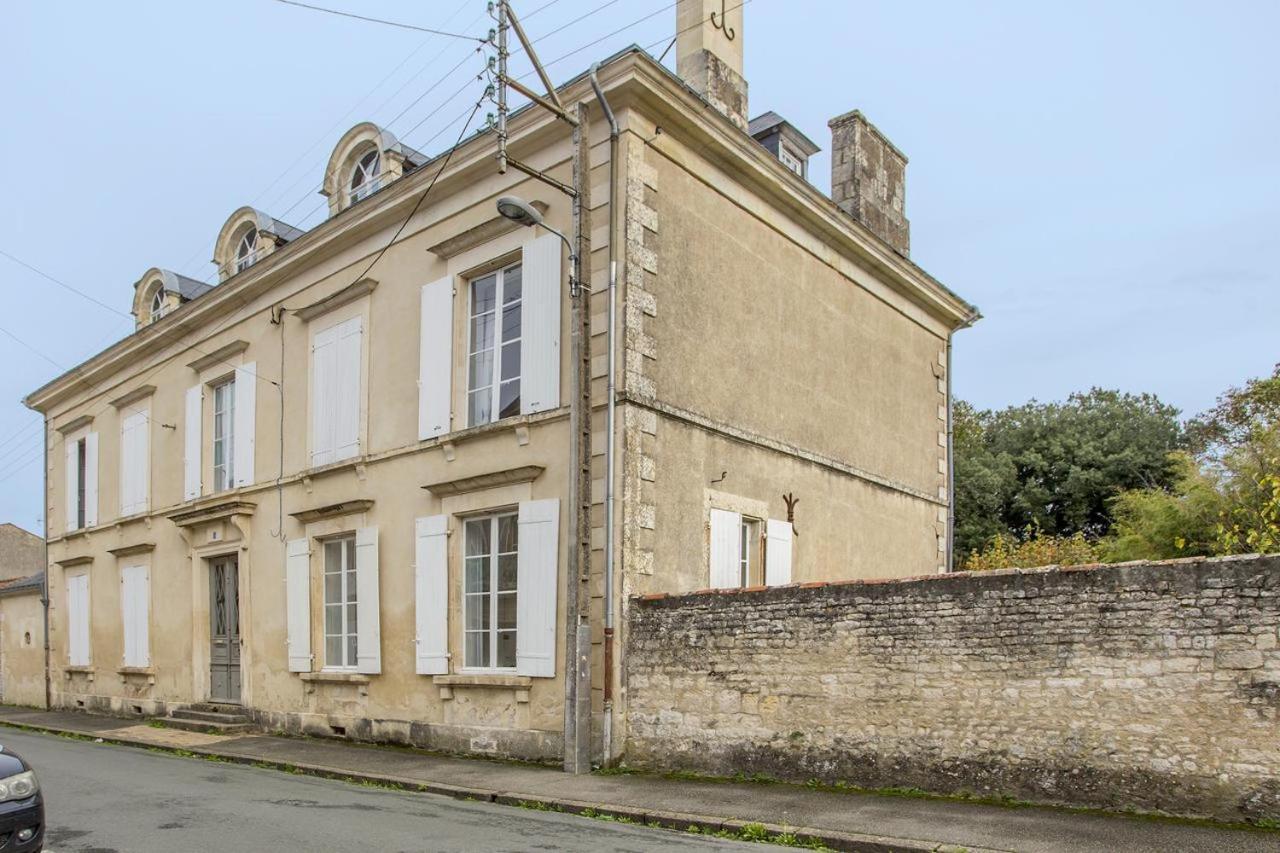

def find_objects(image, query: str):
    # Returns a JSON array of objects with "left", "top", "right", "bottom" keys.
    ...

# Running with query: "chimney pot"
[{"left": 828, "top": 110, "right": 910, "bottom": 256}]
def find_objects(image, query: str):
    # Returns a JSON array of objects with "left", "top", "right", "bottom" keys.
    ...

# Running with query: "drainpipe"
[
  {"left": 945, "top": 313, "right": 978, "bottom": 572},
  {"left": 42, "top": 417, "right": 51, "bottom": 710},
  {"left": 589, "top": 63, "right": 619, "bottom": 766}
]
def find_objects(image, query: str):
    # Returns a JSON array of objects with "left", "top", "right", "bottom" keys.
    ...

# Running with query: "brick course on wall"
[{"left": 624, "top": 555, "right": 1280, "bottom": 822}]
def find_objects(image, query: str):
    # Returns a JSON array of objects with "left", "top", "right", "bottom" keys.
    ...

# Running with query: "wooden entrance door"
[{"left": 209, "top": 556, "right": 241, "bottom": 703}]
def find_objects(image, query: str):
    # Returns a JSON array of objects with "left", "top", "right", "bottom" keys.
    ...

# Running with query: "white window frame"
[
  {"left": 778, "top": 144, "right": 804, "bottom": 177},
  {"left": 466, "top": 261, "right": 523, "bottom": 427},
  {"left": 739, "top": 516, "right": 762, "bottom": 587},
  {"left": 348, "top": 149, "right": 382, "bottom": 203},
  {"left": 462, "top": 511, "right": 519, "bottom": 672},
  {"left": 235, "top": 228, "right": 259, "bottom": 273},
  {"left": 149, "top": 289, "right": 165, "bottom": 323},
  {"left": 322, "top": 534, "right": 359, "bottom": 671},
  {"left": 212, "top": 378, "right": 236, "bottom": 492}
]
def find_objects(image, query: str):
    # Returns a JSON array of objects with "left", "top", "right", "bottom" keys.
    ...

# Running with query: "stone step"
[
  {"left": 187, "top": 702, "right": 245, "bottom": 715},
  {"left": 169, "top": 709, "right": 251, "bottom": 725},
  {"left": 161, "top": 716, "right": 252, "bottom": 735}
]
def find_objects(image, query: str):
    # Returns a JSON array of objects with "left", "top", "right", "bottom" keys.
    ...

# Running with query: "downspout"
[
  {"left": 945, "top": 313, "right": 978, "bottom": 572},
  {"left": 42, "top": 417, "right": 51, "bottom": 709},
  {"left": 589, "top": 63, "right": 619, "bottom": 765}
]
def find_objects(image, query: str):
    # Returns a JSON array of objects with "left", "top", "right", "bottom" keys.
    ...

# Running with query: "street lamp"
[{"left": 496, "top": 195, "right": 578, "bottom": 296}]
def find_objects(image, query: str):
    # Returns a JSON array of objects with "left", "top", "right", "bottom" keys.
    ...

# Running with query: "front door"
[{"left": 209, "top": 557, "right": 241, "bottom": 704}]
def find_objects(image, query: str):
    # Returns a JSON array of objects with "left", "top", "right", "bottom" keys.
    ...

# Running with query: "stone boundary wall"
[{"left": 624, "top": 555, "right": 1280, "bottom": 822}]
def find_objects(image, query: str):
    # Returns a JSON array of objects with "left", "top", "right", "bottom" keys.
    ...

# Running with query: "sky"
[{"left": 1, "top": 0, "right": 1277, "bottom": 534}]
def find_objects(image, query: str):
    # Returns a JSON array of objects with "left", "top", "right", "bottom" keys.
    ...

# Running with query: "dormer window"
[
  {"left": 349, "top": 150, "right": 381, "bottom": 203},
  {"left": 149, "top": 289, "right": 166, "bottom": 323},
  {"left": 235, "top": 229, "right": 258, "bottom": 273},
  {"left": 778, "top": 145, "right": 804, "bottom": 177},
  {"left": 749, "top": 111, "right": 821, "bottom": 184}
]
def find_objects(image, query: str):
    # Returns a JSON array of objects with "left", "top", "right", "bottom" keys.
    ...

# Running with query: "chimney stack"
[
  {"left": 675, "top": 0, "right": 748, "bottom": 131},
  {"left": 829, "top": 110, "right": 910, "bottom": 256}
]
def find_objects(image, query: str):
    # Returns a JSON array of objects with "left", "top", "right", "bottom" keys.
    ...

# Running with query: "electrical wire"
[{"left": 270, "top": 0, "right": 485, "bottom": 41}]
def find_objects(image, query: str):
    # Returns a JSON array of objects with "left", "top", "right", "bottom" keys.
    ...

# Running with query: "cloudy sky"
[{"left": 2, "top": 0, "right": 1276, "bottom": 532}]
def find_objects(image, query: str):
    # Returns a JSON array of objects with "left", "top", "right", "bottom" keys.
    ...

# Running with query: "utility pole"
[{"left": 493, "top": 0, "right": 593, "bottom": 774}]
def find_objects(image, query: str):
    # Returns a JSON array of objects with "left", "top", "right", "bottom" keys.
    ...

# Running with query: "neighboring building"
[
  {"left": 23, "top": 1, "right": 977, "bottom": 765},
  {"left": 0, "top": 524, "right": 42, "bottom": 582},
  {"left": 0, "top": 525, "right": 45, "bottom": 707}
]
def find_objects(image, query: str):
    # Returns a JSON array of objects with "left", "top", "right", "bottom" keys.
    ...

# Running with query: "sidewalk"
[{"left": 1, "top": 706, "right": 1275, "bottom": 853}]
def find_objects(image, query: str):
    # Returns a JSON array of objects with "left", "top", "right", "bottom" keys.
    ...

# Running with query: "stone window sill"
[
  {"left": 118, "top": 666, "right": 156, "bottom": 685},
  {"left": 299, "top": 670, "right": 371, "bottom": 696},
  {"left": 64, "top": 666, "right": 95, "bottom": 681},
  {"left": 435, "top": 674, "right": 531, "bottom": 702}
]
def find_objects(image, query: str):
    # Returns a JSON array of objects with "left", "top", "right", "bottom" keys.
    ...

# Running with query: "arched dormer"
[
  {"left": 132, "top": 268, "right": 214, "bottom": 330},
  {"left": 212, "top": 207, "right": 305, "bottom": 282},
  {"left": 322, "top": 122, "right": 426, "bottom": 217}
]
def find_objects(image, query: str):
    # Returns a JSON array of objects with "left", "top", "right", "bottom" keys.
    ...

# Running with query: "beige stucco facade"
[
  {"left": 24, "top": 44, "right": 975, "bottom": 765},
  {"left": 0, "top": 586, "right": 45, "bottom": 708}
]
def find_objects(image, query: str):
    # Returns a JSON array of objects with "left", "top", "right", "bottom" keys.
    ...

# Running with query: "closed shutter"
[
  {"left": 66, "top": 574, "right": 90, "bottom": 667},
  {"left": 709, "top": 508, "right": 741, "bottom": 589},
  {"left": 418, "top": 278, "right": 453, "bottom": 440},
  {"left": 516, "top": 498, "right": 559, "bottom": 677},
  {"left": 120, "top": 564, "right": 149, "bottom": 667},
  {"left": 120, "top": 410, "right": 149, "bottom": 516},
  {"left": 184, "top": 385, "right": 203, "bottom": 500},
  {"left": 83, "top": 432, "right": 98, "bottom": 527},
  {"left": 310, "top": 325, "right": 338, "bottom": 467},
  {"left": 765, "top": 520, "right": 794, "bottom": 586},
  {"left": 520, "top": 235, "right": 561, "bottom": 415},
  {"left": 233, "top": 363, "right": 256, "bottom": 487},
  {"left": 65, "top": 440, "right": 78, "bottom": 531},
  {"left": 414, "top": 515, "right": 449, "bottom": 674},
  {"left": 355, "top": 526, "right": 381, "bottom": 674},
  {"left": 285, "top": 538, "right": 312, "bottom": 672},
  {"left": 334, "top": 317, "right": 363, "bottom": 462}
]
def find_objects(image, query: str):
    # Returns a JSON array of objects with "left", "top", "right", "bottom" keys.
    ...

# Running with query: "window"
[
  {"left": 66, "top": 573, "right": 90, "bottom": 667},
  {"left": 235, "top": 228, "right": 258, "bottom": 273},
  {"left": 467, "top": 263, "right": 522, "bottom": 426},
  {"left": 349, "top": 149, "right": 381, "bottom": 203},
  {"left": 310, "top": 316, "right": 362, "bottom": 467},
  {"left": 120, "top": 564, "right": 150, "bottom": 668},
  {"left": 323, "top": 535, "right": 358, "bottom": 669},
  {"left": 119, "top": 409, "right": 150, "bottom": 516},
  {"left": 778, "top": 145, "right": 803, "bottom": 177},
  {"left": 149, "top": 289, "right": 166, "bottom": 323},
  {"left": 74, "top": 438, "right": 87, "bottom": 530},
  {"left": 463, "top": 513, "right": 518, "bottom": 670},
  {"left": 212, "top": 379, "right": 236, "bottom": 492},
  {"left": 739, "top": 517, "right": 762, "bottom": 587}
]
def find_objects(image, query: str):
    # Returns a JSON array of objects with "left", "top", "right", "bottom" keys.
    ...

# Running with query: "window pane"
[
  {"left": 465, "top": 595, "right": 489, "bottom": 631},
  {"left": 503, "top": 266, "right": 522, "bottom": 302},
  {"left": 325, "top": 603, "right": 340, "bottom": 635},
  {"left": 498, "top": 555, "right": 517, "bottom": 592},
  {"left": 465, "top": 558, "right": 489, "bottom": 593},
  {"left": 501, "top": 303, "right": 521, "bottom": 344},
  {"left": 498, "top": 515, "right": 518, "bottom": 553},
  {"left": 470, "top": 312, "right": 495, "bottom": 354},
  {"left": 468, "top": 390, "right": 492, "bottom": 427},
  {"left": 497, "top": 631, "right": 516, "bottom": 669},
  {"left": 324, "top": 572, "right": 341, "bottom": 605},
  {"left": 465, "top": 632, "right": 489, "bottom": 668},
  {"left": 465, "top": 519, "right": 490, "bottom": 557},
  {"left": 500, "top": 342, "right": 520, "bottom": 382},
  {"left": 471, "top": 275, "right": 497, "bottom": 315},
  {"left": 468, "top": 349, "right": 494, "bottom": 390},
  {"left": 347, "top": 635, "right": 358, "bottom": 668},
  {"left": 324, "top": 541, "right": 342, "bottom": 573},
  {"left": 345, "top": 537, "right": 356, "bottom": 570},
  {"left": 498, "top": 381, "right": 520, "bottom": 420},
  {"left": 497, "top": 592, "right": 516, "bottom": 629},
  {"left": 326, "top": 635, "right": 341, "bottom": 665}
]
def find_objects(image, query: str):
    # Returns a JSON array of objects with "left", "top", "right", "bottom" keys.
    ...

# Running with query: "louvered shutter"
[
  {"left": 765, "top": 519, "right": 794, "bottom": 586},
  {"left": 355, "top": 526, "right": 381, "bottom": 674},
  {"left": 414, "top": 515, "right": 449, "bottom": 675},
  {"left": 418, "top": 278, "right": 452, "bottom": 440},
  {"left": 285, "top": 538, "right": 312, "bottom": 672},
  {"left": 83, "top": 432, "right": 98, "bottom": 527},
  {"left": 65, "top": 440, "right": 78, "bottom": 531},
  {"left": 66, "top": 574, "right": 90, "bottom": 667},
  {"left": 334, "top": 317, "right": 362, "bottom": 462},
  {"left": 184, "top": 385, "right": 203, "bottom": 500},
  {"left": 120, "top": 410, "right": 149, "bottom": 516},
  {"left": 520, "top": 235, "right": 561, "bottom": 415},
  {"left": 709, "top": 508, "right": 741, "bottom": 588},
  {"left": 516, "top": 498, "right": 559, "bottom": 677},
  {"left": 311, "top": 324, "right": 339, "bottom": 466},
  {"left": 121, "top": 564, "right": 149, "bottom": 667},
  {"left": 233, "top": 364, "right": 256, "bottom": 487}
]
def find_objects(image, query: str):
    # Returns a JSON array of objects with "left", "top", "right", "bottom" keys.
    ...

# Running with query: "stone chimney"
[
  {"left": 676, "top": 0, "right": 748, "bottom": 131},
  {"left": 829, "top": 110, "right": 910, "bottom": 256}
]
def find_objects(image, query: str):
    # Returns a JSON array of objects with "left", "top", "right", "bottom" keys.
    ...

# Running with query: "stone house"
[
  {"left": 0, "top": 524, "right": 45, "bottom": 707},
  {"left": 22, "top": 1, "right": 977, "bottom": 766}
]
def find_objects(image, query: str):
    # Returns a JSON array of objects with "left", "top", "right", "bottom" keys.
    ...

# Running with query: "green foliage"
[
  {"left": 961, "top": 526, "right": 1102, "bottom": 571},
  {"left": 954, "top": 390, "right": 1182, "bottom": 555},
  {"left": 1103, "top": 453, "right": 1222, "bottom": 561}
]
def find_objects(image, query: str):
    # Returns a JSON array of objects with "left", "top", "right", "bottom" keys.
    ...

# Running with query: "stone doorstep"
[{"left": 0, "top": 715, "right": 968, "bottom": 853}]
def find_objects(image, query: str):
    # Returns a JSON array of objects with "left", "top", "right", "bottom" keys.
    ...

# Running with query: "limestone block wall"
[{"left": 624, "top": 555, "right": 1280, "bottom": 822}]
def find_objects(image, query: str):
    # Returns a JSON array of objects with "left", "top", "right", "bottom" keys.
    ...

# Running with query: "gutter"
[{"left": 589, "top": 63, "right": 620, "bottom": 768}]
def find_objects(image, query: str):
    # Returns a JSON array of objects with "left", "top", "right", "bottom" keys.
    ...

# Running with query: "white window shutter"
[
  {"left": 83, "top": 432, "right": 98, "bottom": 527},
  {"left": 414, "top": 515, "right": 449, "bottom": 675},
  {"left": 310, "top": 326, "right": 337, "bottom": 467},
  {"left": 355, "top": 526, "right": 381, "bottom": 674},
  {"left": 233, "top": 364, "right": 256, "bottom": 487},
  {"left": 516, "top": 498, "right": 559, "bottom": 677},
  {"left": 121, "top": 564, "right": 149, "bottom": 667},
  {"left": 766, "top": 520, "right": 794, "bottom": 586},
  {"left": 285, "top": 538, "right": 312, "bottom": 672},
  {"left": 709, "top": 508, "right": 742, "bottom": 588},
  {"left": 120, "top": 411, "right": 149, "bottom": 516},
  {"left": 64, "top": 440, "right": 78, "bottom": 531},
  {"left": 184, "top": 385, "right": 203, "bottom": 500},
  {"left": 334, "top": 317, "right": 363, "bottom": 462},
  {"left": 67, "top": 574, "right": 90, "bottom": 667},
  {"left": 418, "top": 278, "right": 452, "bottom": 440},
  {"left": 520, "top": 234, "right": 561, "bottom": 415}
]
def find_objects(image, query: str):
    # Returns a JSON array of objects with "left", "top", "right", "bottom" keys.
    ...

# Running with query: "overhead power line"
[{"left": 271, "top": 0, "right": 485, "bottom": 42}]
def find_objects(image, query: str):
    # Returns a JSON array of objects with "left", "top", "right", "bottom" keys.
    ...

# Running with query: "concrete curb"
[{"left": 0, "top": 718, "right": 994, "bottom": 852}]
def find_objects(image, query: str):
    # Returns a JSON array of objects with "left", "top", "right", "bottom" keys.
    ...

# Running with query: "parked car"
[{"left": 0, "top": 746, "right": 42, "bottom": 852}]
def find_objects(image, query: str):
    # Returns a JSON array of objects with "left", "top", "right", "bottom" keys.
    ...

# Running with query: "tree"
[{"left": 1103, "top": 452, "right": 1222, "bottom": 561}]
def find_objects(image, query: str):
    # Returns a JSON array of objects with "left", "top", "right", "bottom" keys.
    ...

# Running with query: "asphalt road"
[{"left": 3, "top": 729, "right": 754, "bottom": 853}]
